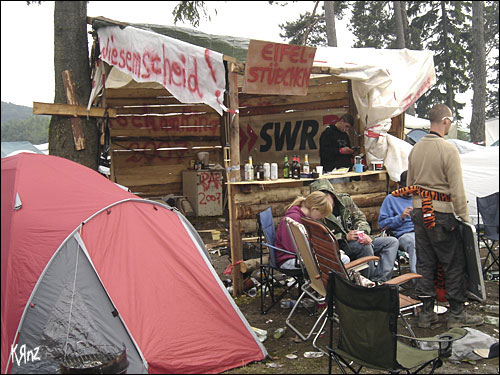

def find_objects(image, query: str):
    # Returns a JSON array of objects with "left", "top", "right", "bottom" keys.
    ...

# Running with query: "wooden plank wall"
[
  {"left": 106, "top": 87, "right": 223, "bottom": 197},
  {"left": 105, "top": 74, "right": 354, "bottom": 198},
  {"left": 236, "top": 74, "right": 358, "bottom": 171},
  {"left": 233, "top": 173, "right": 393, "bottom": 234}
]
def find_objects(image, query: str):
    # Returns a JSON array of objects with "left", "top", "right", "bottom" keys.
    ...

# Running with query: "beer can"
[{"left": 270, "top": 163, "right": 278, "bottom": 180}]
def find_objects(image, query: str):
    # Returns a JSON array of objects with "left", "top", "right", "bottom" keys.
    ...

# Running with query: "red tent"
[{"left": 1, "top": 153, "right": 266, "bottom": 374}]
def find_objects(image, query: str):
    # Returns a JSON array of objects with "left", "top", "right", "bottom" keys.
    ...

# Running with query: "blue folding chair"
[
  {"left": 257, "top": 207, "right": 303, "bottom": 314},
  {"left": 476, "top": 192, "right": 499, "bottom": 276}
]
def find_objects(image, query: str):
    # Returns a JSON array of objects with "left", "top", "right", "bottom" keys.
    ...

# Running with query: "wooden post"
[
  {"left": 227, "top": 62, "right": 243, "bottom": 296},
  {"left": 62, "top": 70, "right": 86, "bottom": 150}
]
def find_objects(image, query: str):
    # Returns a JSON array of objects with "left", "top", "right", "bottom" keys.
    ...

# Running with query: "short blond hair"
[{"left": 288, "top": 191, "right": 332, "bottom": 218}]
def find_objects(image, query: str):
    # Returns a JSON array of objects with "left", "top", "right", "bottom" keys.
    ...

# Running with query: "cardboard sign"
[
  {"left": 243, "top": 40, "right": 316, "bottom": 96},
  {"left": 239, "top": 109, "right": 345, "bottom": 165}
]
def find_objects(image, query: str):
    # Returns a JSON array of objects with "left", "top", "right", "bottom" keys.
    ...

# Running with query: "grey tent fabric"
[
  {"left": 11, "top": 232, "right": 147, "bottom": 374},
  {"left": 1, "top": 142, "right": 44, "bottom": 158}
]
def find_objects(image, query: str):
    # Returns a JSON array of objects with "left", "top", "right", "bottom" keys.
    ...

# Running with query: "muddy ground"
[{"left": 191, "top": 216, "right": 499, "bottom": 374}]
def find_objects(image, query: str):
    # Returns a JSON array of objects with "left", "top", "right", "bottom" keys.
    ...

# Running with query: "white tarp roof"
[
  {"left": 314, "top": 47, "right": 435, "bottom": 128},
  {"left": 486, "top": 117, "right": 499, "bottom": 146}
]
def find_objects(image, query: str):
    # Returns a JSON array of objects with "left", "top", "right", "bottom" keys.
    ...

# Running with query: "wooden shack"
[{"left": 84, "top": 18, "right": 424, "bottom": 295}]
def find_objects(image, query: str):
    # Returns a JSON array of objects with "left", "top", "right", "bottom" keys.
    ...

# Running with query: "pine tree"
[
  {"left": 277, "top": 1, "right": 350, "bottom": 46},
  {"left": 407, "top": 1, "right": 472, "bottom": 122},
  {"left": 349, "top": 1, "right": 395, "bottom": 48},
  {"left": 484, "top": 0, "right": 499, "bottom": 119}
]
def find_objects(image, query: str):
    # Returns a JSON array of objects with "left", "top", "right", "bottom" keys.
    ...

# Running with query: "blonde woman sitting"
[{"left": 275, "top": 191, "right": 350, "bottom": 270}]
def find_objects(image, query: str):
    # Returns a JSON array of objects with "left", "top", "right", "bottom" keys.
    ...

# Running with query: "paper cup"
[{"left": 316, "top": 166, "right": 323, "bottom": 176}]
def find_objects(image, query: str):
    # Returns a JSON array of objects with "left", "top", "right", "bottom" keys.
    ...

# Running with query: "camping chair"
[
  {"left": 284, "top": 217, "right": 376, "bottom": 347},
  {"left": 476, "top": 192, "right": 499, "bottom": 275},
  {"left": 326, "top": 270, "right": 467, "bottom": 374},
  {"left": 257, "top": 207, "right": 303, "bottom": 314},
  {"left": 300, "top": 217, "right": 422, "bottom": 339}
]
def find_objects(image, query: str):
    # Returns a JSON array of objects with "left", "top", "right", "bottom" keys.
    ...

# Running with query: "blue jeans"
[
  {"left": 398, "top": 232, "right": 417, "bottom": 274},
  {"left": 347, "top": 236, "right": 399, "bottom": 282}
]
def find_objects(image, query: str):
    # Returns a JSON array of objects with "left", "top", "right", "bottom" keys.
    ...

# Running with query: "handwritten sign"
[
  {"left": 97, "top": 26, "right": 226, "bottom": 115},
  {"left": 243, "top": 40, "right": 316, "bottom": 96}
]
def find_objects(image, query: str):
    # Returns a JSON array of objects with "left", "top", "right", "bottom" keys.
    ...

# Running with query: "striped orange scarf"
[{"left": 392, "top": 186, "right": 452, "bottom": 229}]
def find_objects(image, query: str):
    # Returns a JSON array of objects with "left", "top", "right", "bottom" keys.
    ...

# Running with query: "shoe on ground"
[
  {"left": 447, "top": 311, "right": 484, "bottom": 328},
  {"left": 417, "top": 311, "right": 439, "bottom": 328}
]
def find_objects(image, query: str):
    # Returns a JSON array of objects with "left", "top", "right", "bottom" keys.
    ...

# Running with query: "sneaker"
[
  {"left": 448, "top": 311, "right": 484, "bottom": 328},
  {"left": 417, "top": 311, "right": 439, "bottom": 328}
]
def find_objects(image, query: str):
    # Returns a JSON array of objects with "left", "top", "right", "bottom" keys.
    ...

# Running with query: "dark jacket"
[
  {"left": 310, "top": 179, "right": 371, "bottom": 248},
  {"left": 319, "top": 125, "right": 353, "bottom": 172}
]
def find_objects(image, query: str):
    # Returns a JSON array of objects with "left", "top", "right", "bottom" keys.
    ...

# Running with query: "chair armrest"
[
  {"left": 398, "top": 327, "right": 467, "bottom": 358},
  {"left": 345, "top": 256, "right": 380, "bottom": 270},
  {"left": 262, "top": 242, "right": 296, "bottom": 256},
  {"left": 384, "top": 272, "right": 422, "bottom": 285}
]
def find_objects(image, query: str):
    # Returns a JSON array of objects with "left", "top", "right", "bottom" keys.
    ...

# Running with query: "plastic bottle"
[
  {"left": 280, "top": 299, "right": 295, "bottom": 309},
  {"left": 481, "top": 304, "right": 499, "bottom": 314},
  {"left": 273, "top": 327, "right": 287, "bottom": 339},
  {"left": 283, "top": 155, "right": 290, "bottom": 178},
  {"left": 270, "top": 163, "right": 278, "bottom": 180},
  {"left": 248, "top": 156, "right": 254, "bottom": 181},
  {"left": 303, "top": 153, "right": 310, "bottom": 174}
]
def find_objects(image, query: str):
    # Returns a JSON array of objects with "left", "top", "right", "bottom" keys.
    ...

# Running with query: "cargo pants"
[{"left": 412, "top": 208, "right": 466, "bottom": 303}]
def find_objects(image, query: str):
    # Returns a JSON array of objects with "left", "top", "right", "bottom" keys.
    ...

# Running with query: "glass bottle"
[
  {"left": 256, "top": 163, "right": 265, "bottom": 181},
  {"left": 303, "top": 153, "right": 310, "bottom": 174},
  {"left": 293, "top": 156, "right": 301, "bottom": 179},
  {"left": 283, "top": 155, "right": 290, "bottom": 179}
]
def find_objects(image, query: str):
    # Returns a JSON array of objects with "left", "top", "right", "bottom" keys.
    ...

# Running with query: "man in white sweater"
[{"left": 408, "top": 103, "right": 483, "bottom": 329}]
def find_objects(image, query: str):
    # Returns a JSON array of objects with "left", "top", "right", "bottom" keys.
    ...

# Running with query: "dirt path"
[{"left": 194, "top": 217, "right": 499, "bottom": 374}]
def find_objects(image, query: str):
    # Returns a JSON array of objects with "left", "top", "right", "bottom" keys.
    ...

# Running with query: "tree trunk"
[
  {"left": 49, "top": 1, "right": 99, "bottom": 169},
  {"left": 396, "top": 1, "right": 416, "bottom": 116},
  {"left": 324, "top": 1, "right": 337, "bottom": 47},
  {"left": 440, "top": 1, "right": 454, "bottom": 111},
  {"left": 394, "top": 1, "right": 405, "bottom": 49},
  {"left": 470, "top": 1, "right": 486, "bottom": 143}
]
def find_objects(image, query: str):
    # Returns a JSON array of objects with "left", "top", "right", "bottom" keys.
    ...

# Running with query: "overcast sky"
[{"left": 1, "top": 1, "right": 472, "bottom": 122}]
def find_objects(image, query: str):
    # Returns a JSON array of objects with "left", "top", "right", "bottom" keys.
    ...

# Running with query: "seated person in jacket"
[
  {"left": 310, "top": 179, "right": 399, "bottom": 282},
  {"left": 275, "top": 191, "right": 350, "bottom": 269},
  {"left": 378, "top": 170, "right": 417, "bottom": 274}
]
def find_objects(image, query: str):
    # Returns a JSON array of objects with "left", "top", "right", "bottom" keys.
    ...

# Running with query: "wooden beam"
[
  {"left": 33, "top": 102, "right": 117, "bottom": 118},
  {"left": 62, "top": 70, "right": 86, "bottom": 150},
  {"left": 227, "top": 62, "right": 243, "bottom": 297}
]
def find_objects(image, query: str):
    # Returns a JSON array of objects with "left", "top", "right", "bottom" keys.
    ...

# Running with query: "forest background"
[{"left": 1, "top": 1, "right": 498, "bottom": 159}]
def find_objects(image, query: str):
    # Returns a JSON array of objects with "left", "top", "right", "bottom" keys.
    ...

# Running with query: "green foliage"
[
  {"left": 277, "top": 1, "right": 350, "bottom": 46},
  {"left": 407, "top": 1, "right": 472, "bottom": 122},
  {"left": 279, "top": 11, "right": 327, "bottom": 46},
  {"left": 350, "top": 1, "right": 395, "bottom": 48},
  {"left": 172, "top": 1, "right": 214, "bottom": 27},
  {"left": 1, "top": 115, "right": 50, "bottom": 144},
  {"left": 484, "top": 0, "right": 499, "bottom": 119}
]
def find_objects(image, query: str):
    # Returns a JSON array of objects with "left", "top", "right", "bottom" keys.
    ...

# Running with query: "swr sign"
[{"left": 243, "top": 40, "right": 316, "bottom": 96}]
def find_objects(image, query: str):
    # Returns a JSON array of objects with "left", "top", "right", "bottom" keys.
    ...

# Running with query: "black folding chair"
[
  {"left": 257, "top": 207, "right": 303, "bottom": 314},
  {"left": 326, "top": 271, "right": 467, "bottom": 374},
  {"left": 476, "top": 192, "right": 499, "bottom": 275}
]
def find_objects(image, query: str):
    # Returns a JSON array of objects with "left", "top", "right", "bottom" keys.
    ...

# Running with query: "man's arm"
[{"left": 445, "top": 147, "right": 470, "bottom": 222}]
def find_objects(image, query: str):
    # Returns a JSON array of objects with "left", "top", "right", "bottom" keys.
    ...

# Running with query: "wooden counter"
[{"left": 226, "top": 170, "right": 392, "bottom": 295}]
